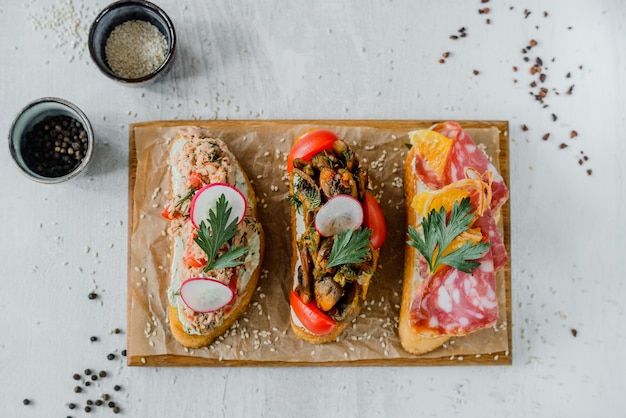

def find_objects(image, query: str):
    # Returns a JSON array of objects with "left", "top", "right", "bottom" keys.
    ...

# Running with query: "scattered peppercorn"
[
  {"left": 99, "top": 370, "right": 107, "bottom": 378},
  {"left": 114, "top": 385, "right": 121, "bottom": 391},
  {"left": 91, "top": 375, "right": 98, "bottom": 381},
  {"left": 85, "top": 381, "right": 91, "bottom": 387},
  {"left": 90, "top": 336, "right": 98, "bottom": 342},
  {"left": 73, "top": 373, "right": 81, "bottom": 380},
  {"left": 95, "top": 400, "right": 104, "bottom": 406},
  {"left": 114, "top": 328, "right": 122, "bottom": 334},
  {"left": 20, "top": 114, "right": 88, "bottom": 178},
  {"left": 84, "top": 368, "right": 92, "bottom": 376},
  {"left": 108, "top": 401, "right": 117, "bottom": 408},
  {"left": 68, "top": 403, "right": 76, "bottom": 410},
  {"left": 551, "top": 113, "right": 557, "bottom": 121},
  {"left": 88, "top": 292, "right": 98, "bottom": 300},
  {"left": 85, "top": 405, "right": 92, "bottom": 413},
  {"left": 121, "top": 349, "right": 127, "bottom": 357},
  {"left": 113, "top": 406, "right": 121, "bottom": 414},
  {"left": 23, "top": 399, "right": 31, "bottom": 405},
  {"left": 74, "top": 386, "right": 82, "bottom": 393},
  {"left": 107, "top": 353, "right": 116, "bottom": 360},
  {"left": 86, "top": 400, "right": 93, "bottom": 406}
]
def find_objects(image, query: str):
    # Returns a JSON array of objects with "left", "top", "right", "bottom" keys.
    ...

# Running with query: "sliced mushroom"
[
  {"left": 314, "top": 275, "right": 343, "bottom": 311},
  {"left": 297, "top": 244, "right": 313, "bottom": 303},
  {"left": 330, "top": 282, "right": 363, "bottom": 322}
]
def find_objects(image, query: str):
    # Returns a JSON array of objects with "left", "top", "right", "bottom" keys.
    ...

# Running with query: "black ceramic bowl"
[
  {"left": 8, "top": 97, "right": 95, "bottom": 184},
  {"left": 88, "top": 0, "right": 176, "bottom": 85}
]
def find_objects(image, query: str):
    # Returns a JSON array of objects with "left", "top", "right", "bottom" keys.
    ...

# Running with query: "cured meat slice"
[
  {"left": 474, "top": 209, "right": 508, "bottom": 272},
  {"left": 409, "top": 249, "right": 498, "bottom": 336},
  {"left": 431, "top": 121, "right": 509, "bottom": 212}
]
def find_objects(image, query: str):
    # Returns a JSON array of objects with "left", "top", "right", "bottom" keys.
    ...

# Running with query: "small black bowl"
[
  {"left": 8, "top": 97, "right": 95, "bottom": 184},
  {"left": 89, "top": 0, "right": 176, "bottom": 85}
]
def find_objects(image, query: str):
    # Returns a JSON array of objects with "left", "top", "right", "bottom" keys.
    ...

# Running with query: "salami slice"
[
  {"left": 432, "top": 121, "right": 509, "bottom": 212},
  {"left": 409, "top": 249, "right": 499, "bottom": 336},
  {"left": 474, "top": 209, "right": 508, "bottom": 272}
]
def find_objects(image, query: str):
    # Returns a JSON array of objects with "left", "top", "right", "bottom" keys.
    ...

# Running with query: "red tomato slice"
[
  {"left": 161, "top": 205, "right": 173, "bottom": 220},
  {"left": 290, "top": 290, "right": 337, "bottom": 336},
  {"left": 183, "top": 252, "right": 206, "bottom": 268},
  {"left": 363, "top": 191, "right": 386, "bottom": 250},
  {"left": 286, "top": 129, "right": 339, "bottom": 172}
]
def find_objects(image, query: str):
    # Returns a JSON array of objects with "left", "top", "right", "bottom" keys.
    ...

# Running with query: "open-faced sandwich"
[
  {"left": 162, "top": 127, "right": 264, "bottom": 348},
  {"left": 286, "top": 129, "right": 386, "bottom": 344},
  {"left": 399, "top": 121, "right": 509, "bottom": 355}
]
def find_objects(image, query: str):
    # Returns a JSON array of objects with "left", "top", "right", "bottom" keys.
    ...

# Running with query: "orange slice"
[
  {"left": 409, "top": 129, "right": 454, "bottom": 182},
  {"left": 412, "top": 188, "right": 470, "bottom": 218}
]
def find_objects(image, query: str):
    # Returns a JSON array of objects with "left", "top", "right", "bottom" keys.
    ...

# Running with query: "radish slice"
[
  {"left": 315, "top": 195, "right": 364, "bottom": 237},
  {"left": 179, "top": 277, "right": 234, "bottom": 313},
  {"left": 190, "top": 183, "right": 247, "bottom": 229}
]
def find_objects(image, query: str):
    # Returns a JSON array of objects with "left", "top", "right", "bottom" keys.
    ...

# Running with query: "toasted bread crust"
[
  {"left": 398, "top": 148, "right": 450, "bottom": 355},
  {"left": 166, "top": 135, "right": 264, "bottom": 349}
]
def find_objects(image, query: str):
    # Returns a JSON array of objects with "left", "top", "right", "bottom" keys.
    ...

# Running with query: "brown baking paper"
[{"left": 127, "top": 120, "right": 511, "bottom": 366}]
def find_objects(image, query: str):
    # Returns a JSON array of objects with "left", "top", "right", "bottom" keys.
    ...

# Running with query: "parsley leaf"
[
  {"left": 407, "top": 197, "right": 489, "bottom": 274},
  {"left": 194, "top": 194, "right": 249, "bottom": 272},
  {"left": 326, "top": 228, "right": 372, "bottom": 269}
]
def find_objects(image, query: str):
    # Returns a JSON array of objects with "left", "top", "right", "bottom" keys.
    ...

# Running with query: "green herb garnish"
[
  {"left": 407, "top": 197, "right": 489, "bottom": 274},
  {"left": 175, "top": 186, "right": 199, "bottom": 209},
  {"left": 326, "top": 228, "right": 372, "bottom": 269},
  {"left": 194, "top": 194, "right": 249, "bottom": 272}
]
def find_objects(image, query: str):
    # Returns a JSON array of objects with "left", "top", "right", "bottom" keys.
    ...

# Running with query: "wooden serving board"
[{"left": 127, "top": 120, "right": 511, "bottom": 366}]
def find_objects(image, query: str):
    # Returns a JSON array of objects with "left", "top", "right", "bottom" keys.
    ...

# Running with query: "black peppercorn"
[
  {"left": 99, "top": 370, "right": 107, "bottom": 378},
  {"left": 108, "top": 401, "right": 116, "bottom": 408},
  {"left": 113, "top": 385, "right": 121, "bottom": 391},
  {"left": 86, "top": 400, "right": 93, "bottom": 406},
  {"left": 85, "top": 405, "right": 92, "bottom": 413},
  {"left": 107, "top": 353, "right": 116, "bottom": 360},
  {"left": 95, "top": 399, "right": 103, "bottom": 406},
  {"left": 84, "top": 368, "right": 92, "bottom": 376},
  {"left": 21, "top": 114, "right": 88, "bottom": 178},
  {"left": 23, "top": 399, "right": 31, "bottom": 405},
  {"left": 74, "top": 386, "right": 82, "bottom": 393},
  {"left": 68, "top": 403, "right": 76, "bottom": 410},
  {"left": 121, "top": 349, "right": 127, "bottom": 357},
  {"left": 88, "top": 292, "right": 98, "bottom": 300},
  {"left": 91, "top": 374, "right": 98, "bottom": 381},
  {"left": 72, "top": 373, "right": 81, "bottom": 380},
  {"left": 113, "top": 406, "right": 121, "bottom": 414},
  {"left": 90, "top": 336, "right": 98, "bottom": 342}
]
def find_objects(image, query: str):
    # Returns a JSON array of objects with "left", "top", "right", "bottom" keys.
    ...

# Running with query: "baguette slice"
[
  {"left": 399, "top": 123, "right": 508, "bottom": 356},
  {"left": 165, "top": 128, "right": 264, "bottom": 349},
  {"left": 288, "top": 131, "right": 382, "bottom": 344}
]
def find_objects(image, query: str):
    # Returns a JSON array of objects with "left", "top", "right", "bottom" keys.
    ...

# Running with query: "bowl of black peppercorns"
[{"left": 8, "top": 97, "right": 95, "bottom": 183}]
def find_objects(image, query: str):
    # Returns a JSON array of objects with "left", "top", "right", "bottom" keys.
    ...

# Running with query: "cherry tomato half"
[
  {"left": 286, "top": 129, "right": 339, "bottom": 172},
  {"left": 290, "top": 290, "right": 337, "bottom": 336},
  {"left": 363, "top": 191, "right": 386, "bottom": 250}
]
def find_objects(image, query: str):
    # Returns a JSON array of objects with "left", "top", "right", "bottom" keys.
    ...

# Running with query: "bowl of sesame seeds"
[
  {"left": 88, "top": 0, "right": 176, "bottom": 85},
  {"left": 8, "top": 97, "right": 95, "bottom": 184}
]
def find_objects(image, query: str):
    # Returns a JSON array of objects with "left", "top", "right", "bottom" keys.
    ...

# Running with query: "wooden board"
[{"left": 128, "top": 120, "right": 512, "bottom": 366}]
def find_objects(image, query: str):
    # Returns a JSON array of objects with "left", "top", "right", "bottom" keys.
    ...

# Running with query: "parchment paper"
[{"left": 127, "top": 120, "right": 510, "bottom": 366}]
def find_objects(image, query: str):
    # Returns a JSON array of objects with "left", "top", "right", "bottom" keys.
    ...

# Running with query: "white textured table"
[{"left": 1, "top": 0, "right": 624, "bottom": 416}]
